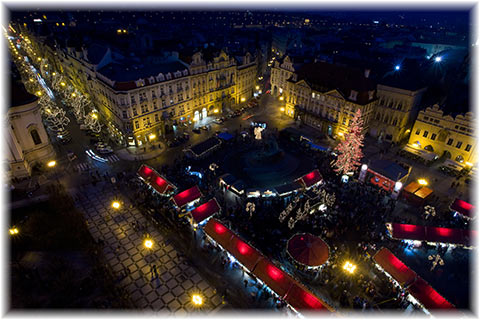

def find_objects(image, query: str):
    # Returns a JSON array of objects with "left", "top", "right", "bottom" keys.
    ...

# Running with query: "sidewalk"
[{"left": 116, "top": 142, "right": 167, "bottom": 161}]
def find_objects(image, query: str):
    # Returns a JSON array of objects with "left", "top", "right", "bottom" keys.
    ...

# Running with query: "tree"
[{"left": 331, "top": 108, "right": 365, "bottom": 175}]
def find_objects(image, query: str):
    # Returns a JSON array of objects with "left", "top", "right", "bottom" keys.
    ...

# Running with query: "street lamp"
[
  {"left": 191, "top": 294, "right": 204, "bottom": 306},
  {"left": 71, "top": 92, "right": 76, "bottom": 97},
  {"left": 143, "top": 239, "right": 154, "bottom": 249},
  {"left": 418, "top": 178, "right": 428, "bottom": 186},
  {"left": 280, "top": 107, "right": 285, "bottom": 112},
  {"left": 213, "top": 109, "right": 219, "bottom": 113},
  {"left": 47, "top": 160, "right": 56, "bottom": 168},
  {"left": 148, "top": 133, "right": 156, "bottom": 141},
  {"left": 434, "top": 56, "right": 442, "bottom": 63},
  {"left": 279, "top": 96, "right": 284, "bottom": 101},
  {"left": 343, "top": 261, "right": 357, "bottom": 274},
  {"left": 91, "top": 113, "right": 98, "bottom": 119},
  {"left": 60, "top": 82, "right": 66, "bottom": 87},
  {"left": 111, "top": 201, "right": 121, "bottom": 209},
  {"left": 9, "top": 227, "right": 19, "bottom": 235}
]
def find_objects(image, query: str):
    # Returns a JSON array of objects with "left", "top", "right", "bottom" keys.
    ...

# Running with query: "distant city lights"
[
  {"left": 395, "top": 65, "right": 400, "bottom": 71},
  {"left": 435, "top": 56, "right": 442, "bottom": 62}
]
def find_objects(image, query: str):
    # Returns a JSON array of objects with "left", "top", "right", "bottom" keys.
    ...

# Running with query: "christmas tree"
[{"left": 331, "top": 108, "right": 365, "bottom": 175}]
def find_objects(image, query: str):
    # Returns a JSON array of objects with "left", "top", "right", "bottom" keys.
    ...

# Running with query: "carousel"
[{"left": 286, "top": 233, "right": 330, "bottom": 271}]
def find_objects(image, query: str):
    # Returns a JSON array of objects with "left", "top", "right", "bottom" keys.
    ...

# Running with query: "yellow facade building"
[{"left": 408, "top": 104, "right": 476, "bottom": 166}]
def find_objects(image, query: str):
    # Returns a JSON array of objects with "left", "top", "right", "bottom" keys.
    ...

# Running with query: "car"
[{"left": 192, "top": 128, "right": 201, "bottom": 134}]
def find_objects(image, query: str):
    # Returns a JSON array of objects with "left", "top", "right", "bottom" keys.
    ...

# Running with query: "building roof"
[
  {"left": 85, "top": 44, "right": 109, "bottom": 65},
  {"left": 368, "top": 159, "right": 409, "bottom": 181},
  {"left": 379, "top": 59, "right": 428, "bottom": 91},
  {"left": 97, "top": 60, "right": 188, "bottom": 83},
  {"left": 294, "top": 62, "right": 376, "bottom": 105}
]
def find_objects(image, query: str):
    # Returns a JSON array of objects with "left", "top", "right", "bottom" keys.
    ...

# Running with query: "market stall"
[
  {"left": 171, "top": 185, "right": 202, "bottom": 208},
  {"left": 137, "top": 164, "right": 177, "bottom": 196},
  {"left": 297, "top": 169, "right": 323, "bottom": 189},
  {"left": 287, "top": 233, "right": 329, "bottom": 269},
  {"left": 401, "top": 181, "right": 433, "bottom": 206},
  {"left": 372, "top": 248, "right": 417, "bottom": 287},
  {"left": 450, "top": 199, "right": 475, "bottom": 219},
  {"left": 190, "top": 198, "right": 221, "bottom": 226},
  {"left": 387, "top": 223, "right": 426, "bottom": 241},
  {"left": 407, "top": 277, "right": 455, "bottom": 310},
  {"left": 365, "top": 159, "right": 410, "bottom": 192}
]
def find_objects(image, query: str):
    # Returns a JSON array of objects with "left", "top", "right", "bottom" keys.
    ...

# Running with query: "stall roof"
[
  {"left": 373, "top": 248, "right": 417, "bottom": 287},
  {"left": 274, "top": 181, "right": 303, "bottom": 196},
  {"left": 414, "top": 186, "right": 433, "bottom": 199},
  {"left": 298, "top": 169, "right": 323, "bottom": 188},
  {"left": 137, "top": 164, "right": 176, "bottom": 195},
  {"left": 368, "top": 159, "right": 409, "bottom": 181},
  {"left": 287, "top": 233, "right": 329, "bottom": 267},
  {"left": 190, "top": 137, "right": 221, "bottom": 157},
  {"left": 450, "top": 199, "right": 474, "bottom": 218},
  {"left": 402, "top": 145, "right": 438, "bottom": 162},
  {"left": 217, "top": 132, "right": 234, "bottom": 141},
  {"left": 191, "top": 198, "right": 221, "bottom": 224},
  {"left": 172, "top": 185, "right": 202, "bottom": 208},
  {"left": 138, "top": 164, "right": 154, "bottom": 180},
  {"left": 425, "top": 226, "right": 465, "bottom": 245},
  {"left": 203, "top": 219, "right": 235, "bottom": 249},
  {"left": 407, "top": 278, "right": 455, "bottom": 310},
  {"left": 230, "top": 237, "right": 264, "bottom": 272},
  {"left": 390, "top": 223, "right": 426, "bottom": 241},
  {"left": 284, "top": 283, "right": 330, "bottom": 311},
  {"left": 403, "top": 181, "right": 421, "bottom": 194},
  {"left": 306, "top": 141, "right": 328, "bottom": 151},
  {"left": 252, "top": 258, "right": 295, "bottom": 298}
]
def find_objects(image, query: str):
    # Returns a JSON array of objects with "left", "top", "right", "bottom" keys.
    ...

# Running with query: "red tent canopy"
[
  {"left": 191, "top": 198, "right": 221, "bottom": 224},
  {"left": 373, "top": 248, "right": 417, "bottom": 286},
  {"left": 284, "top": 283, "right": 329, "bottom": 311},
  {"left": 229, "top": 237, "right": 264, "bottom": 271},
  {"left": 391, "top": 223, "right": 426, "bottom": 241},
  {"left": 203, "top": 219, "right": 235, "bottom": 249},
  {"left": 252, "top": 258, "right": 295, "bottom": 298},
  {"left": 425, "top": 226, "right": 464, "bottom": 245},
  {"left": 172, "top": 185, "right": 202, "bottom": 208},
  {"left": 407, "top": 278, "right": 455, "bottom": 310},
  {"left": 298, "top": 169, "right": 322, "bottom": 188},
  {"left": 450, "top": 199, "right": 474, "bottom": 218},
  {"left": 287, "top": 233, "right": 329, "bottom": 266},
  {"left": 138, "top": 164, "right": 154, "bottom": 180}
]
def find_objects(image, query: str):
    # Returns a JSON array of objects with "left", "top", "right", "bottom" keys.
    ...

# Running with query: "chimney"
[{"left": 364, "top": 69, "right": 371, "bottom": 78}]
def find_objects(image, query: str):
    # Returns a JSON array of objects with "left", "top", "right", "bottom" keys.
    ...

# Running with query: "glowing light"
[
  {"left": 213, "top": 109, "right": 219, "bottom": 113},
  {"left": 267, "top": 264, "right": 284, "bottom": 281},
  {"left": 37, "top": 57, "right": 41, "bottom": 61},
  {"left": 192, "top": 294, "right": 203, "bottom": 306},
  {"left": 280, "top": 107, "right": 285, "bottom": 112},
  {"left": 395, "top": 65, "right": 400, "bottom": 71},
  {"left": 338, "top": 132, "right": 344, "bottom": 136},
  {"left": 52, "top": 72, "right": 56, "bottom": 76},
  {"left": 361, "top": 164, "right": 368, "bottom": 171},
  {"left": 148, "top": 133, "right": 156, "bottom": 140},
  {"left": 241, "top": 97, "right": 246, "bottom": 102},
  {"left": 47, "top": 160, "right": 56, "bottom": 168},
  {"left": 255, "top": 85, "right": 260, "bottom": 90},
  {"left": 466, "top": 162, "right": 473, "bottom": 167},
  {"left": 62, "top": 22, "right": 65, "bottom": 26},
  {"left": 35, "top": 90, "right": 42, "bottom": 96},
  {"left": 343, "top": 261, "right": 357, "bottom": 274},
  {"left": 214, "top": 222, "right": 227, "bottom": 234},
  {"left": 111, "top": 201, "right": 121, "bottom": 209},
  {"left": 435, "top": 56, "right": 442, "bottom": 62},
  {"left": 91, "top": 113, "right": 98, "bottom": 119},
  {"left": 279, "top": 96, "right": 284, "bottom": 101},
  {"left": 60, "top": 82, "right": 66, "bottom": 86},
  {"left": 418, "top": 179, "right": 428, "bottom": 186},
  {"left": 144, "top": 239, "right": 154, "bottom": 249},
  {"left": 71, "top": 93, "right": 76, "bottom": 97},
  {"left": 9, "top": 228, "right": 19, "bottom": 235}
]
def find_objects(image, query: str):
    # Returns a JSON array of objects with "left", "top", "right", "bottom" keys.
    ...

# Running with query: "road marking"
[
  {"left": 107, "top": 154, "right": 120, "bottom": 163},
  {"left": 76, "top": 162, "right": 91, "bottom": 172}
]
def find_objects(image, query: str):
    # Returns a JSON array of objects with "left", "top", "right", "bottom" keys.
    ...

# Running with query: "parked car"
[{"left": 192, "top": 128, "right": 201, "bottom": 134}]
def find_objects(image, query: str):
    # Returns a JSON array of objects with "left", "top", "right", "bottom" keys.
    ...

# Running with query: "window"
[
  {"left": 30, "top": 129, "right": 42, "bottom": 145},
  {"left": 153, "top": 101, "right": 158, "bottom": 110},
  {"left": 415, "top": 129, "right": 420, "bottom": 135},
  {"left": 143, "top": 118, "right": 148, "bottom": 127},
  {"left": 431, "top": 133, "right": 436, "bottom": 140},
  {"left": 155, "top": 114, "right": 159, "bottom": 122},
  {"left": 122, "top": 111, "right": 127, "bottom": 119},
  {"left": 135, "top": 121, "right": 139, "bottom": 129},
  {"left": 456, "top": 141, "right": 462, "bottom": 149},
  {"left": 447, "top": 138, "right": 453, "bottom": 146},
  {"left": 133, "top": 108, "right": 138, "bottom": 116},
  {"left": 423, "top": 130, "right": 429, "bottom": 137},
  {"left": 465, "top": 144, "right": 472, "bottom": 152}
]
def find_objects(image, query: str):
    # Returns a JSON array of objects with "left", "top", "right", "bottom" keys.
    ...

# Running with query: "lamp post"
[{"left": 47, "top": 160, "right": 59, "bottom": 183}]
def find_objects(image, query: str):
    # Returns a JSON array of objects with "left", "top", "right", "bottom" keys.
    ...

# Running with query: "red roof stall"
[
  {"left": 287, "top": 233, "right": 329, "bottom": 267},
  {"left": 190, "top": 198, "right": 221, "bottom": 224},
  {"left": 389, "top": 223, "right": 426, "bottom": 241},
  {"left": 425, "top": 226, "right": 464, "bottom": 245},
  {"left": 297, "top": 169, "right": 323, "bottom": 189},
  {"left": 229, "top": 237, "right": 264, "bottom": 271},
  {"left": 283, "top": 283, "right": 327, "bottom": 311},
  {"left": 138, "top": 164, "right": 154, "bottom": 180},
  {"left": 450, "top": 199, "right": 475, "bottom": 218},
  {"left": 203, "top": 219, "right": 235, "bottom": 249},
  {"left": 252, "top": 258, "right": 295, "bottom": 298},
  {"left": 373, "top": 248, "right": 417, "bottom": 287},
  {"left": 407, "top": 277, "right": 455, "bottom": 310},
  {"left": 172, "top": 185, "right": 202, "bottom": 208},
  {"left": 150, "top": 174, "right": 176, "bottom": 195}
]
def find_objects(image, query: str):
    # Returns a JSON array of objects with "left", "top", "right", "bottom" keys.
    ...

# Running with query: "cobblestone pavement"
[{"left": 73, "top": 182, "right": 225, "bottom": 314}]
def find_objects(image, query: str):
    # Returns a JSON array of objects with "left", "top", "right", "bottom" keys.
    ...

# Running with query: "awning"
[
  {"left": 284, "top": 283, "right": 328, "bottom": 311},
  {"left": 407, "top": 277, "right": 455, "bottom": 310},
  {"left": 450, "top": 199, "right": 474, "bottom": 218},
  {"left": 287, "top": 233, "right": 329, "bottom": 267},
  {"left": 229, "top": 237, "right": 264, "bottom": 271},
  {"left": 402, "top": 145, "right": 438, "bottom": 162},
  {"left": 191, "top": 198, "right": 221, "bottom": 224},
  {"left": 138, "top": 164, "right": 154, "bottom": 180},
  {"left": 217, "top": 132, "right": 234, "bottom": 141},
  {"left": 306, "top": 141, "right": 328, "bottom": 152},
  {"left": 390, "top": 223, "right": 426, "bottom": 241},
  {"left": 425, "top": 226, "right": 464, "bottom": 245},
  {"left": 297, "top": 169, "right": 322, "bottom": 188},
  {"left": 252, "top": 258, "right": 295, "bottom": 298},
  {"left": 414, "top": 186, "right": 433, "bottom": 200},
  {"left": 441, "top": 159, "right": 464, "bottom": 171},
  {"left": 172, "top": 185, "right": 202, "bottom": 208},
  {"left": 373, "top": 248, "right": 417, "bottom": 287},
  {"left": 137, "top": 164, "right": 176, "bottom": 195},
  {"left": 203, "top": 219, "right": 235, "bottom": 249},
  {"left": 403, "top": 181, "right": 421, "bottom": 194},
  {"left": 274, "top": 181, "right": 303, "bottom": 196}
]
